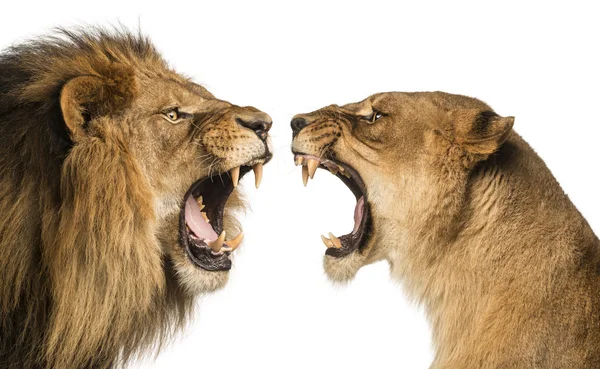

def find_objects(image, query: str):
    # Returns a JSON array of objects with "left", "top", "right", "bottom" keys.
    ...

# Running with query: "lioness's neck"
[{"left": 385, "top": 132, "right": 599, "bottom": 348}]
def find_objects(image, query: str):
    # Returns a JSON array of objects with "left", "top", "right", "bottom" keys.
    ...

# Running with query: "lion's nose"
[
  {"left": 290, "top": 116, "right": 308, "bottom": 137},
  {"left": 236, "top": 112, "right": 272, "bottom": 141}
]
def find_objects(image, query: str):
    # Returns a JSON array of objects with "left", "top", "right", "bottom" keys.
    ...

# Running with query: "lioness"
[
  {"left": 291, "top": 92, "right": 600, "bottom": 368},
  {"left": 0, "top": 29, "right": 272, "bottom": 369}
]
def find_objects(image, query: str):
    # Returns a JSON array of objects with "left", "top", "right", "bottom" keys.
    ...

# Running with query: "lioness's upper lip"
[{"left": 293, "top": 153, "right": 364, "bottom": 200}]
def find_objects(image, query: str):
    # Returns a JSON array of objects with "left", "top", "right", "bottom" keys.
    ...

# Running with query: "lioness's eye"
[{"left": 364, "top": 111, "right": 383, "bottom": 124}]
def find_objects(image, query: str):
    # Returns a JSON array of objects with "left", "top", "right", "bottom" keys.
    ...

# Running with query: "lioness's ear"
[
  {"left": 60, "top": 73, "right": 134, "bottom": 137},
  {"left": 447, "top": 109, "right": 515, "bottom": 155}
]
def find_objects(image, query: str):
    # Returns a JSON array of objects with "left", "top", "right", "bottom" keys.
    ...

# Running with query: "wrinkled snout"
[
  {"left": 290, "top": 115, "right": 309, "bottom": 137},
  {"left": 236, "top": 110, "right": 272, "bottom": 141}
]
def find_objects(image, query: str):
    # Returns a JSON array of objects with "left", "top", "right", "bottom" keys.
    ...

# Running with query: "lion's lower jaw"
[
  {"left": 172, "top": 259, "right": 230, "bottom": 295},
  {"left": 322, "top": 252, "right": 367, "bottom": 283}
]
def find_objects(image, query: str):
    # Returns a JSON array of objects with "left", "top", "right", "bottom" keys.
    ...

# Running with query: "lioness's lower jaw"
[
  {"left": 293, "top": 154, "right": 374, "bottom": 276},
  {"left": 323, "top": 251, "right": 368, "bottom": 282},
  {"left": 179, "top": 163, "right": 264, "bottom": 272}
]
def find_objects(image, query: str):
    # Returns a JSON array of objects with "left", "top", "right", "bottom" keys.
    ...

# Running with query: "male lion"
[
  {"left": 291, "top": 92, "right": 600, "bottom": 368},
  {"left": 0, "top": 29, "right": 272, "bottom": 369}
]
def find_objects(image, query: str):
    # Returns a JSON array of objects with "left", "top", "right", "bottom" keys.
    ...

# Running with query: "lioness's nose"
[
  {"left": 236, "top": 112, "right": 272, "bottom": 141},
  {"left": 290, "top": 116, "right": 308, "bottom": 137}
]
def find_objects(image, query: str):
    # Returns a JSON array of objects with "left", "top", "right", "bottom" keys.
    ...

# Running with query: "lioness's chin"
[{"left": 323, "top": 251, "right": 368, "bottom": 283}]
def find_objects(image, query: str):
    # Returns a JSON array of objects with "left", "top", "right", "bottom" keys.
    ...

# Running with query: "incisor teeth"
[
  {"left": 253, "top": 163, "right": 263, "bottom": 189},
  {"left": 302, "top": 165, "right": 309, "bottom": 187},
  {"left": 208, "top": 231, "right": 226, "bottom": 252},
  {"left": 226, "top": 232, "right": 244, "bottom": 251},
  {"left": 196, "top": 196, "right": 205, "bottom": 210},
  {"left": 201, "top": 212, "right": 210, "bottom": 223},
  {"left": 307, "top": 159, "right": 319, "bottom": 179},
  {"left": 328, "top": 232, "right": 342, "bottom": 249},
  {"left": 295, "top": 156, "right": 304, "bottom": 166},
  {"left": 231, "top": 166, "right": 240, "bottom": 188},
  {"left": 321, "top": 235, "right": 334, "bottom": 248}
]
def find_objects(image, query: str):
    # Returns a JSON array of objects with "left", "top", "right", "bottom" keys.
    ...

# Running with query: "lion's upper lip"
[{"left": 293, "top": 152, "right": 372, "bottom": 258}]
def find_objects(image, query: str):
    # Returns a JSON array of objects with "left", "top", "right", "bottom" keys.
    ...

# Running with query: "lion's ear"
[
  {"left": 60, "top": 76, "right": 107, "bottom": 136},
  {"left": 446, "top": 109, "right": 514, "bottom": 155},
  {"left": 59, "top": 73, "right": 134, "bottom": 137}
]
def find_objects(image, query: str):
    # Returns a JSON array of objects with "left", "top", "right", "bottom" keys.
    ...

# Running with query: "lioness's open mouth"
[
  {"left": 179, "top": 159, "right": 267, "bottom": 271},
  {"left": 294, "top": 153, "right": 372, "bottom": 258}
]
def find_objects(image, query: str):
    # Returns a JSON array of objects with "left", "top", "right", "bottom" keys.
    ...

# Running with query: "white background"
[{"left": 2, "top": 1, "right": 599, "bottom": 368}]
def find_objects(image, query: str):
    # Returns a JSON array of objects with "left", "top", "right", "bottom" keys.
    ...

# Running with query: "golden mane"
[{"left": 0, "top": 29, "right": 195, "bottom": 369}]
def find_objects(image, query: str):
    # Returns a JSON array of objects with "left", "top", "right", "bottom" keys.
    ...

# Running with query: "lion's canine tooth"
[
  {"left": 208, "top": 231, "right": 226, "bottom": 252},
  {"left": 226, "top": 232, "right": 244, "bottom": 251},
  {"left": 295, "top": 156, "right": 303, "bottom": 166},
  {"left": 253, "top": 163, "right": 263, "bottom": 189},
  {"left": 307, "top": 159, "right": 319, "bottom": 179},
  {"left": 328, "top": 232, "right": 342, "bottom": 249},
  {"left": 321, "top": 235, "right": 334, "bottom": 248},
  {"left": 302, "top": 165, "right": 309, "bottom": 187},
  {"left": 230, "top": 166, "right": 240, "bottom": 188}
]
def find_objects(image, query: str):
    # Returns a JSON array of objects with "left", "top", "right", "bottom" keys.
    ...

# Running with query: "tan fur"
[
  {"left": 292, "top": 92, "right": 600, "bottom": 368},
  {"left": 0, "top": 28, "right": 270, "bottom": 369}
]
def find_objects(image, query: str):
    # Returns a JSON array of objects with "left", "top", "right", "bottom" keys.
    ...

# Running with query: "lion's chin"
[
  {"left": 173, "top": 257, "right": 231, "bottom": 295},
  {"left": 167, "top": 189, "right": 247, "bottom": 295}
]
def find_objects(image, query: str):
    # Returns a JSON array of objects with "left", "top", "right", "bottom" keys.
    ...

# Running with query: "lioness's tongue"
[
  {"left": 353, "top": 196, "right": 365, "bottom": 234},
  {"left": 185, "top": 196, "right": 218, "bottom": 241}
]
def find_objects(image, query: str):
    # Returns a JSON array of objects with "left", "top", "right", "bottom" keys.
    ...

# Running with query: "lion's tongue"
[
  {"left": 353, "top": 196, "right": 365, "bottom": 234},
  {"left": 185, "top": 196, "right": 218, "bottom": 241}
]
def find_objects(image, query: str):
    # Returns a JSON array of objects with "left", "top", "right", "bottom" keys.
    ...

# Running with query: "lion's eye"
[{"left": 164, "top": 108, "right": 180, "bottom": 122}]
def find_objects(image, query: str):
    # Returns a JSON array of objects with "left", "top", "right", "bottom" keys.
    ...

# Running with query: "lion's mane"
[{"left": 0, "top": 29, "right": 194, "bottom": 369}]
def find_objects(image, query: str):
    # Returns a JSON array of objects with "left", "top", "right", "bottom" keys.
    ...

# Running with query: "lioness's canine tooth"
[
  {"left": 329, "top": 232, "right": 342, "bottom": 249},
  {"left": 208, "top": 231, "right": 226, "bottom": 252},
  {"left": 253, "top": 163, "right": 263, "bottom": 189},
  {"left": 226, "top": 232, "right": 244, "bottom": 251},
  {"left": 321, "top": 235, "right": 334, "bottom": 248},
  {"left": 307, "top": 159, "right": 319, "bottom": 179},
  {"left": 302, "top": 165, "right": 309, "bottom": 187},
  {"left": 231, "top": 166, "right": 240, "bottom": 188}
]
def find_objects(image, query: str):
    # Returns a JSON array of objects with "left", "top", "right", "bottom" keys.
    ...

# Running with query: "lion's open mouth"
[
  {"left": 179, "top": 160, "right": 266, "bottom": 271},
  {"left": 294, "top": 154, "right": 372, "bottom": 258}
]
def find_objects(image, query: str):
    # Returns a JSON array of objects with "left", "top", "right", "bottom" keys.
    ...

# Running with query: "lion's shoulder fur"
[{"left": 0, "top": 29, "right": 193, "bottom": 369}]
